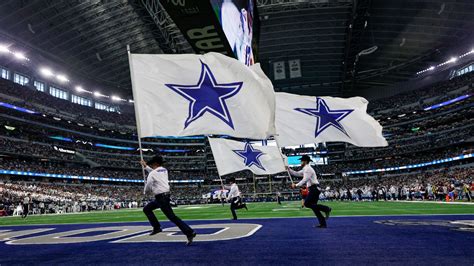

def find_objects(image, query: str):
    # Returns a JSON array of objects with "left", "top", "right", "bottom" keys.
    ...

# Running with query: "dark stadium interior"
[{"left": 0, "top": 0, "right": 473, "bottom": 265}]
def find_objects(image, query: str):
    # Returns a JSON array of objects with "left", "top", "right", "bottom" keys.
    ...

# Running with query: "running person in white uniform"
[
  {"left": 225, "top": 177, "right": 248, "bottom": 220},
  {"left": 288, "top": 155, "right": 332, "bottom": 228},
  {"left": 141, "top": 155, "right": 196, "bottom": 245}
]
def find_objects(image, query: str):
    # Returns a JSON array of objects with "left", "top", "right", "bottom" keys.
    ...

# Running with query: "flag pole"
[
  {"left": 274, "top": 138, "right": 294, "bottom": 184},
  {"left": 127, "top": 45, "right": 146, "bottom": 182},
  {"left": 207, "top": 136, "right": 226, "bottom": 191},
  {"left": 269, "top": 175, "right": 272, "bottom": 194},
  {"left": 252, "top": 173, "right": 256, "bottom": 198}
]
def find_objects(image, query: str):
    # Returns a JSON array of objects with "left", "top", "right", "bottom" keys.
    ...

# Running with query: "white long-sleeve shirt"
[
  {"left": 289, "top": 165, "right": 319, "bottom": 187},
  {"left": 225, "top": 183, "right": 240, "bottom": 200},
  {"left": 144, "top": 166, "right": 170, "bottom": 195},
  {"left": 23, "top": 196, "right": 30, "bottom": 204}
]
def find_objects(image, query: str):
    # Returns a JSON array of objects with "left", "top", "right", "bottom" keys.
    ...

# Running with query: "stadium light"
[
  {"left": 56, "top": 74, "right": 69, "bottom": 82},
  {"left": 40, "top": 67, "right": 54, "bottom": 77},
  {"left": 75, "top": 86, "right": 83, "bottom": 92},
  {"left": 13, "top": 52, "right": 26, "bottom": 60},
  {"left": 0, "top": 45, "right": 9, "bottom": 53},
  {"left": 128, "top": 99, "right": 134, "bottom": 103},
  {"left": 94, "top": 91, "right": 102, "bottom": 97},
  {"left": 416, "top": 47, "right": 474, "bottom": 75},
  {"left": 111, "top": 95, "right": 120, "bottom": 101}
]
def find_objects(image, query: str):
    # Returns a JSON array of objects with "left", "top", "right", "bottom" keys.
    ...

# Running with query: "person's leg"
[
  {"left": 314, "top": 191, "right": 331, "bottom": 220},
  {"left": 233, "top": 198, "right": 246, "bottom": 210},
  {"left": 314, "top": 202, "right": 331, "bottom": 216},
  {"left": 159, "top": 195, "right": 194, "bottom": 236},
  {"left": 230, "top": 200, "right": 238, "bottom": 220},
  {"left": 304, "top": 187, "right": 326, "bottom": 226},
  {"left": 143, "top": 199, "right": 161, "bottom": 230},
  {"left": 22, "top": 204, "right": 28, "bottom": 218}
]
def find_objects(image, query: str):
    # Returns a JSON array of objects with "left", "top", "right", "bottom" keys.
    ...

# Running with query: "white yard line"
[{"left": 393, "top": 200, "right": 474, "bottom": 205}]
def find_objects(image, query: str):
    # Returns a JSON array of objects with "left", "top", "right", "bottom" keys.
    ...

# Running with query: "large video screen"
[
  {"left": 211, "top": 0, "right": 258, "bottom": 66},
  {"left": 287, "top": 155, "right": 328, "bottom": 166}
]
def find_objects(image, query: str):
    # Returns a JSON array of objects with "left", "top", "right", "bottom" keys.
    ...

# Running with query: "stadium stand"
[{"left": 1, "top": 70, "right": 473, "bottom": 191}]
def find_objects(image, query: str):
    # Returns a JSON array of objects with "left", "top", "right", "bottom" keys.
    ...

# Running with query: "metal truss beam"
[{"left": 131, "top": 0, "right": 192, "bottom": 53}]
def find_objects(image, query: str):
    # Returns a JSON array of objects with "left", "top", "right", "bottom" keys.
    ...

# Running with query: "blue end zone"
[{"left": 0, "top": 215, "right": 473, "bottom": 265}]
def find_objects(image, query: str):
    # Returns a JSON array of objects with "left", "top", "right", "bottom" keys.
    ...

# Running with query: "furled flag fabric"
[
  {"left": 275, "top": 92, "right": 388, "bottom": 147},
  {"left": 209, "top": 138, "right": 286, "bottom": 176},
  {"left": 129, "top": 52, "right": 276, "bottom": 139}
]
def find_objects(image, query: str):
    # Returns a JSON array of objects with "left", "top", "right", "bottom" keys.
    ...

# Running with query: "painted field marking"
[
  {"left": 112, "top": 223, "right": 262, "bottom": 243},
  {"left": 272, "top": 208, "right": 301, "bottom": 211}
]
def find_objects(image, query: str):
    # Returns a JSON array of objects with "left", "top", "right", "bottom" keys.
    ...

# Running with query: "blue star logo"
[
  {"left": 233, "top": 142, "right": 266, "bottom": 171},
  {"left": 294, "top": 98, "right": 354, "bottom": 138},
  {"left": 165, "top": 61, "right": 243, "bottom": 129}
]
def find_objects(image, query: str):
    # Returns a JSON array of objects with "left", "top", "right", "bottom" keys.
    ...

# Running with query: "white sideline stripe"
[
  {"left": 0, "top": 204, "right": 228, "bottom": 218},
  {"left": 394, "top": 200, "right": 474, "bottom": 205},
  {"left": 2, "top": 213, "right": 474, "bottom": 227},
  {"left": 181, "top": 206, "right": 211, "bottom": 210}
]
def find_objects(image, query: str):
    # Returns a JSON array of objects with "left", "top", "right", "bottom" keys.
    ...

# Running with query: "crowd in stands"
[
  {"left": 0, "top": 49, "right": 473, "bottom": 218},
  {"left": 0, "top": 137, "right": 77, "bottom": 161},
  {"left": 0, "top": 159, "right": 210, "bottom": 181},
  {"left": 0, "top": 109, "right": 206, "bottom": 149},
  {"left": 369, "top": 71, "right": 473, "bottom": 113},
  {"left": 81, "top": 151, "right": 206, "bottom": 170},
  {"left": 383, "top": 107, "right": 472, "bottom": 141},
  {"left": 0, "top": 78, "right": 136, "bottom": 129},
  {"left": 317, "top": 167, "right": 473, "bottom": 202},
  {"left": 0, "top": 181, "right": 140, "bottom": 215},
  {"left": 321, "top": 145, "right": 471, "bottom": 173},
  {"left": 345, "top": 132, "right": 472, "bottom": 161},
  {"left": 0, "top": 99, "right": 205, "bottom": 148},
  {"left": 0, "top": 179, "right": 208, "bottom": 216},
  {"left": 1, "top": 166, "right": 472, "bottom": 217}
]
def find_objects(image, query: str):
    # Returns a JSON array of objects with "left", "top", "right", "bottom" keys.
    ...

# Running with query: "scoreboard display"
[
  {"left": 287, "top": 155, "right": 328, "bottom": 166},
  {"left": 210, "top": 0, "right": 258, "bottom": 66},
  {"left": 160, "top": 0, "right": 259, "bottom": 66}
]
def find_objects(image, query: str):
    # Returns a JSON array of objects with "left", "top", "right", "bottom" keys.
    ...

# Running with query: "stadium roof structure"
[
  {"left": 0, "top": 0, "right": 472, "bottom": 97},
  {"left": 258, "top": 0, "right": 474, "bottom": 96}
]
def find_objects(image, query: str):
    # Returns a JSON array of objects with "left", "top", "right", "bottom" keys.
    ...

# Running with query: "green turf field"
[{"left": 1, "top": 201, "right": 473, "bottom": 226}]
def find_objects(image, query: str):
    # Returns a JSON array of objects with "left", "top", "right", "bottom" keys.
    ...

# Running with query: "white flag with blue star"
[
  {"left": 275, "top": 92, "right": 388, "bottom": 147},
  {"left": 209, "top": 138, "right": 286, "bottom": 176},
  {"left": 129, "top": 52, "right": 276, "bottom": 139}
]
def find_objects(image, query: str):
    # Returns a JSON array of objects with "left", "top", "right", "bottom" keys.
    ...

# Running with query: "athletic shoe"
[
  {"left": 186, "top": 232, "right": 197, "bottom": 246},
  {"left": 325, "top": 208, "right": 332, "bottom": 220},
  {"left": 244, "top": 203, "right": 248, "bottom": 210},
  {"left": 149, "top": 228, "right": 162, "bottom": 236}
]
